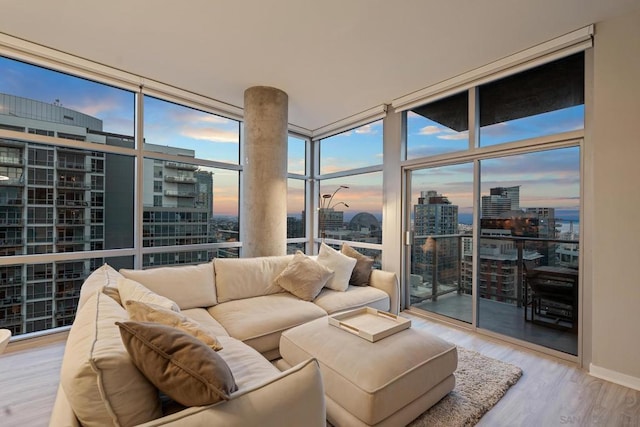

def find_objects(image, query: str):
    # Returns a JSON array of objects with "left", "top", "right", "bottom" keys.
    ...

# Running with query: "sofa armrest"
[
  {"left": 369, "top": 270, "right": 400, "bottom": 314},
  {"left": 137, "top": 358, "right": 325, "bottom": 427},
  {"left": 49, "top": 384, "right": 81, "bottom": 427}
]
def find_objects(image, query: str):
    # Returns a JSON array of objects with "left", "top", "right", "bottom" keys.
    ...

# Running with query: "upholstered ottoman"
[{"left": 279, "top": 316, "right": 457, "bottom": 427}]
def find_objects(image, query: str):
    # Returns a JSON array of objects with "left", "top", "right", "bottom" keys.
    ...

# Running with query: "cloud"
[
  {"left": 66, "top": 97, "right": 122, "bottom": 117},
  {"left": 170, "top": 109, "right": 231, "bottom": 125},
  {"left": 355, "top": 124, "right": 376, "bottom": 135},
  {"left": 438, "top": 130, "right": 468, "bottom": 140},
  {"left": 180, "top": 127, "right": 239, "bottom": 143},
  {"left": 418, "top": 125, "right": 441, "bottom": 135}
]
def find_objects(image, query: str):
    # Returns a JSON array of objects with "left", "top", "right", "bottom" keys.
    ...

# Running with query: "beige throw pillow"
[
  {"left": 117, "top": 321, "right": 238, "bottom": 407},
  {"left": 117, "top": 277, "right": 180, "bottom": 312},
  {"left": 341, "top": 243, "right": 375, "bottom": 286},
  {"left": 274, "top": 251, "right": 334, "bottom": 301},
  {"left": 125, "top": 300, "right": 223, "bottom": 351},
  {"left": 317, "top": 242, "right": 357, "bottom": 291}
]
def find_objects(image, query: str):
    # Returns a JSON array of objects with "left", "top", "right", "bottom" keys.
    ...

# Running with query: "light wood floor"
[{"left": 0, "top": 313, "right": 638, "bottom": 427}]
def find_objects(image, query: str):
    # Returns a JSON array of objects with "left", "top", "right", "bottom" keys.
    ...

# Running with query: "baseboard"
[{"left": 589, "top": 363, "right": 640, "bottom": 391}]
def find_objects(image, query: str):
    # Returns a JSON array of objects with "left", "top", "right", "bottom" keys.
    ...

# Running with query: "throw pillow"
[
  {"left": 117, "top": 321, "right": 238, "bottom": 407},
  {"left": 117, "top": 277, "right": 180, "bottom": 312},
  {"left": 274, "top": 251, "right": 334, "bottom": 301},
  {"left": 317, "top": 242, "right": 357, "bottom": 291},
  {"left": 341, "top": 243, "right": 375, "bottom": 286},
  {"left": 124, "top": 300, "right": 223, "bottom": 351},
  {"left": 102, "top": 285, "right": 122, "bottom": 306}
]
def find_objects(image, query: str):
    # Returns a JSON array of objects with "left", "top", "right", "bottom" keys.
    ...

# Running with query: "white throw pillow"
[
  {"left": 117, "top": 277, "right": 180, "bottom": 312},
  {"left": 316, "top": 242, "right": 357, "bottom": 292}
]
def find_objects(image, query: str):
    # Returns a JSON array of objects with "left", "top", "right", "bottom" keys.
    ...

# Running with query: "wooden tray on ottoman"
[{"left": 328, "top": 307, "right": 411, "bottom": 342}]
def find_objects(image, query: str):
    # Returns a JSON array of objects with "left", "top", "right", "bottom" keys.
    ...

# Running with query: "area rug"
[{"left": 408, "top": 347, "right": 522, "bottom": 427}]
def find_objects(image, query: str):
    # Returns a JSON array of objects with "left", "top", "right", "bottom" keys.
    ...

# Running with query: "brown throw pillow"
[
  {"left": 117, "top": 321, "right": 237, "bottom": 407},
  {"left": 102, "top": 285, "right": 123, "bottom": 306},
  {"left": 341, "top": 243, "right": 375, "bottom": 286},
  {"left": 274, "top": 251, "right": 334, "bottom": 301},
  {"left": 124, "top": 300, "right": 223, "bottom": 351}
]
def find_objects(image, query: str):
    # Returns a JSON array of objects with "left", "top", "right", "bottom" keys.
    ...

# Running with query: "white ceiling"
[{"left": 1, "top": 0, "right": 639, "bottom": 132}]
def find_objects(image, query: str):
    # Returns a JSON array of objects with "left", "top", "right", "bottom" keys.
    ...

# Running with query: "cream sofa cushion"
[
  {"left": 313, "top": 285, "right": 390, "bottom": 314},
  {"left": 215, "top": 336, "right": 281, "bottom": 389},
  {"left": 214, "top": 255, "right": 292, "bottom": 303},
  {"left": 181, "top": 307, "right": 230, "bottom": 337},
  {"left": 120, "top": 261, "right": 216, "bottom": 309},
  {"left": 209, "top": 293, "right": 327, "bottom": 355},
  {"left": 124, "top": 300, "right": 223, "bottom": 351},
  {"left": 117, "top": 277, "right": 180, "bottom": 312},
  {"left": 60, "top": 291, "right": 162, "bottom": 427},
  {"left": 78, "top": 263, "right": 123, "bottom": 310},
  {"left": 316, "top": 243, "right": 356, "bottom": 292}
]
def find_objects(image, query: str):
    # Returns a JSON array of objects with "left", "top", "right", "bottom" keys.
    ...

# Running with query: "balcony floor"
[{"left": 412, "top": 293, "right": 578, "bottom": 355}]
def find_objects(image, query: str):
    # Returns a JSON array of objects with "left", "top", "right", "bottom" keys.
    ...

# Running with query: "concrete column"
[{"left": 242, "top": 86, "right": 288, "bottom": 257}]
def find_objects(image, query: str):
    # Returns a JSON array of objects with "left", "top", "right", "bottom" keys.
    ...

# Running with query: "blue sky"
[{"left": 1, "top": 56, "right": 581, "bottom": 219}]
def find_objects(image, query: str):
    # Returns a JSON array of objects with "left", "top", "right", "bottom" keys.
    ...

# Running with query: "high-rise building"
[
  {"left": 0, "top": 93, "right": 214, "bottom": 336},
  {"left": 412, "top": 191, "right": 459, "bottom": 293},
  {"left": 461, "top": 185, "right": 545, "bottom": 302},
  {"left": 1, "top": 94, "right": 112, "bottom": 334},
  {"left": 141, "top": 145, "right": 215, "bottom": 267},
  {"left": 318, "top": 207, "right": 344, "bottom": 238},
  {"left": 481, "top": 186, "right": 520, "bottom": 217}
]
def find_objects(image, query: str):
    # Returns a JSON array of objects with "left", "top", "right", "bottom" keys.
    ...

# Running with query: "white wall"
[{"left": 590, "top": 9, "right": 640, "bottom": 389}]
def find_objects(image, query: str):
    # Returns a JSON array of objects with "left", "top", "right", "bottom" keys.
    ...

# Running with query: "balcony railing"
[
  {"left": 0, "top": 156, "right": 24, "bottom": 166},
  {"left": 0, "top": 178, "right": 25, "bottom": 187},
  {"left": 164, "top": 175, "right": 197, "bottom": 184},
  {"left": 56, "top": 200, "right": 89, "bottom": 207},
  {"left": 55, "top": 235, "right": 90, "bottom": 244},
  {"left": 0, "top": 238, "right": 23, "bottom": 247},
  {"left": 56, "top": 180, "right": 91, "bottom": 190},
  {"left": 0, "top": 315, "right": 23, "bottom": 326},
  {"left": 411, "top": 233, "right": 579, "bottom": 307},
  {"left": 56, "top": 160, "right": 89, "bottom": 171},
  {"left": 164, "top": 190, "right": 197, "bottom": 198},
  {"left": 0, "top": 218, "right": 23, "bottom": 226},
  {"left": 165, "top": 161, "right": 198, "bottom": 171}
]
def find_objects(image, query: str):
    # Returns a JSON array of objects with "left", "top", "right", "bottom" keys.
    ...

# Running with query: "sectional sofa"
[{"left": 49, "top": 245, "right": 400, "bottom": 426}]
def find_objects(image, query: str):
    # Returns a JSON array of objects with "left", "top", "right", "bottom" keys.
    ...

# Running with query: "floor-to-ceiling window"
[
  {"left": 403, "top": 52, "right": 583, "bottom": 356},
  {"left": 315, "top": 120, "right": 383, "bottom": 264},
  {"left": 0, "top": 55, "right": 242, "bottom": 337},
  {"left": 286, "top": 135, "right": 308, "bottom": 253}
]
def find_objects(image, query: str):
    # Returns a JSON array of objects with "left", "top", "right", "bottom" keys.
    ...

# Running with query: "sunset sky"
[{"left": 1, "top": 56, "right": 581, "bottom": 220}]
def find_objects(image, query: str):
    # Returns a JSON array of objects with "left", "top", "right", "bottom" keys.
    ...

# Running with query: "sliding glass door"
[
  {"left": 407, "top": 163, "right": 474, "bottom": 324},
  {"left": 477, "top": 147, "right": 580, "bottom": 355}
]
